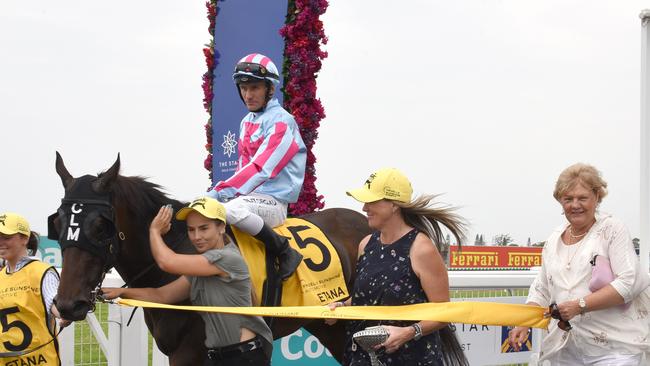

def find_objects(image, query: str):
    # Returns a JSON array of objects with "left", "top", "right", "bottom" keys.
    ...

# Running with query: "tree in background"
[
  {"left": 441, "top": 234, "right": 451, "bottom": 265},
  {"left": 474, "top": 234, "right": 486, "bottom": 246},
  {"left": 493, "top": 234, "right": 514, "bottom": 246}
]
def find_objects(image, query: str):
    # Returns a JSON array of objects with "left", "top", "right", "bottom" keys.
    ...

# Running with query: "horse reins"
[
  {"left": 0, "top": 327, "right": 63, "bottom": 358},
  {"left": 96, "top": 216, "right": 186, "bottom": 327}
]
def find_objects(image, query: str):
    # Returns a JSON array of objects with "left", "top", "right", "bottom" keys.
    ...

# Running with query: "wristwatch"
[
  {"left": 578, "top": 298, "right": 587, "bottom": 315},
  {"left": 411, "top": 323, "right": 422, "bottom": 341}
]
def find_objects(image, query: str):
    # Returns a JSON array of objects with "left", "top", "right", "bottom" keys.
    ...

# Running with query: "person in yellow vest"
[{"left": 0, "top": 212, "right": 69, "bottom": 365}]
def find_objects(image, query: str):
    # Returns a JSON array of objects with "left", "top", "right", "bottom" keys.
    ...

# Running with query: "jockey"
[{"left": 207, "top": 53, "right": 306, "bottom": 280}]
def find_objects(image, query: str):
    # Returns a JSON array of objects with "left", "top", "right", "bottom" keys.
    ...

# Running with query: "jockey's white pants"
[{"left": 223, "top": 193, "right": 288, "bottom": 235}]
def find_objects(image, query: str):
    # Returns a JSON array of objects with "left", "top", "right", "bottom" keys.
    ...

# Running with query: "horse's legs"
[{"left": 303, "top": 319, "right": 347, "bottom": 363}]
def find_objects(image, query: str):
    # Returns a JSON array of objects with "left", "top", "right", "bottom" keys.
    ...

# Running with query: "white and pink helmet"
[{"left": 233, "top": 53, "right": 280, "bottom": 85}]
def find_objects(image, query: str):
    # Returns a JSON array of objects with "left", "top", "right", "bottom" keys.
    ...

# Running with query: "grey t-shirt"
[{"left": 188, "top": 243, "right": 273, "bottom": 348}]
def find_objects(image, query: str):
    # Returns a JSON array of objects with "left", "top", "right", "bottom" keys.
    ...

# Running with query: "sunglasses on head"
[{"left": 549, "top": 302, "right": 572, "bottom": 331}]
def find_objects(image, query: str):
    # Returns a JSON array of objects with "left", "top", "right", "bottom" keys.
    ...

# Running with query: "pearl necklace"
[{"left": 568, "top": 226, "right": 589, "bottom": 239}]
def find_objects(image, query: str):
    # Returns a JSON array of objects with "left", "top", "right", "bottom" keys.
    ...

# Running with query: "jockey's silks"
[{"left": 211, "top": 98, "right": 307, "bottom": 204}]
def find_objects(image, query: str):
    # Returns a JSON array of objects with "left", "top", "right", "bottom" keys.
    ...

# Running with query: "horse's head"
[{"left": 50, "top": 152, "right": 123, "bottom": 320}]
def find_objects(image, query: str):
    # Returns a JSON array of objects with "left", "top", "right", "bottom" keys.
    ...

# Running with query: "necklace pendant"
[{"left": 566, "top": 263, "right": 571, "bottom": 270}]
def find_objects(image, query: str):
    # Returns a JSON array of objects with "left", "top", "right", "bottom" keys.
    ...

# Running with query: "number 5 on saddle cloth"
[{"left": 229, "top": 217, "right": 348, "bottom": 308}]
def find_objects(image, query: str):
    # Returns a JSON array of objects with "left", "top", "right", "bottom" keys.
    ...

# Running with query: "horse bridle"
[
  {"left": 49, "top": 197, "right": 180, "bottom": 316},
  {"left": 49, "top": 197, "right": 126, "bottom": 311}
]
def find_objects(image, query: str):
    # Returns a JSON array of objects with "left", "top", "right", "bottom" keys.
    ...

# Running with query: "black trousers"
[{"left": 204, "top": 336, "right": 271, "bottom": 366}]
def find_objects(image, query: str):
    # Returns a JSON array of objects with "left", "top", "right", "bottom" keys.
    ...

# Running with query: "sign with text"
[
  {"left": 449, "top": 245, "right": 542, "bottom": 270},
  {"left": 210, "top": 0, "right": 288, "bottom": 184},
  {"left": 36, "top": 237, "right": 62, "bottom": 268},
  {"left": 452, "top": 296, "right": 538, "bottom": 365}
]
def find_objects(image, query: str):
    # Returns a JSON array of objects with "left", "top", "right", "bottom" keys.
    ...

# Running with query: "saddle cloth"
[{"left": 231, "top": 217, "right": 349, "bottom": 306}]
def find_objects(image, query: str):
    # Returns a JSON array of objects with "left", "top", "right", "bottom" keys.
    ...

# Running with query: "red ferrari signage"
[{"left": 449, "top": 246, "right": 542, "bottom": 269}]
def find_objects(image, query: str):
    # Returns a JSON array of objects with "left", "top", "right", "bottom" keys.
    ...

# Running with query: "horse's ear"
[
  {"left": 55, "top": 151, "right": 74, "bottom": 189},
  {"left": 95, "top": 153, "right": 121, "bottom": 193}
]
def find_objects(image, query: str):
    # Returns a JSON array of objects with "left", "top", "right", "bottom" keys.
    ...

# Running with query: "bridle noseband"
[{"left": 49, "top": 196, "right": 125, "bottom": 311}]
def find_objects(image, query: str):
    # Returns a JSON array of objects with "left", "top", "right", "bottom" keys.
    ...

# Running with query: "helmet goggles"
[{"left": 233, "top": 62, "right": 279, "bottom": 84}]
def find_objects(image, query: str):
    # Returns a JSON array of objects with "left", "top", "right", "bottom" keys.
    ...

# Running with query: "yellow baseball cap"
[
  {"left": 0, "top": 212, "right": 31, "bottom": 236},
  {"left": 347, "top": 168, "right": 413, "bottom": 203},
  {"left": 176, "top": 197, "right": 227, "bottom": 223}
]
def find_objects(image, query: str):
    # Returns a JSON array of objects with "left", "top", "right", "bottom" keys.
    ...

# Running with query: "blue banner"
[{"left": 210, "top": 0, "right": 288, "bottom": 184}]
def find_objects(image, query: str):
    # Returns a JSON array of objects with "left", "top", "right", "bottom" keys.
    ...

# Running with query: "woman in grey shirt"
[{"left": 102, "top": 197, "right": 273, "bottom": 366}]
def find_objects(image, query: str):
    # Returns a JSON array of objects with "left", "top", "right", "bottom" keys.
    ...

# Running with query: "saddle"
[{"left": 229, "top": 218, "right": 349, "bottom": 308}]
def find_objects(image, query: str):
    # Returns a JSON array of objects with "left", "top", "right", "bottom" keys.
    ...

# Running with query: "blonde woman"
[
  {"left": 509, "top": 163, "right": 650, "bottom": 365},
  {"left": 329, "top": 168, "right": 468, "bottom": 366}
]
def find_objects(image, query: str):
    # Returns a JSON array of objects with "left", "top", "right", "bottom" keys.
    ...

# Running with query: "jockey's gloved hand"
[{"left": 204, "top": 188, "right": 225, "bottom": 201}]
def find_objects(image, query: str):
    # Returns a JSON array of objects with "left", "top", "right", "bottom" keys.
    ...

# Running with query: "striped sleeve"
[
  {"left": 42, "top": 268, "right": 60, "bottom": 322},
  {"left": 214, "top": 121, "right": 300, "bottom": 197}
]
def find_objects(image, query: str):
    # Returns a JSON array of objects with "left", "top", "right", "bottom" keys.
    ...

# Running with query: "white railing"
[
  {"left": 57, "top": 272, "right": 168, "bottom": 366},
  {"left": 57, "top": 270, "right": 540, "bottom": 366}
]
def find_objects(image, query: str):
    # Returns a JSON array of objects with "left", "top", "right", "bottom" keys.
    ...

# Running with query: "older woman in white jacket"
[{"left": 509, "top": 163, "right": 650, "bottom": 365}]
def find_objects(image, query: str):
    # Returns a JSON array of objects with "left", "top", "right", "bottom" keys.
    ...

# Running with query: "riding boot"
[{"left": 254, "top": 224, "right": 303, "bottom": 280}]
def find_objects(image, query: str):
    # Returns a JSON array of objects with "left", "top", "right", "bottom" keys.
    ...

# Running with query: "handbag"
[
  {"left": 589, "top": 255, "right": 631, "bottom": 310},
  {"left": 352, "top": 326, "right": 389, "bottom": 366},
  {"left": 589, "top": 255, "right": 615, "bottom": 292}
]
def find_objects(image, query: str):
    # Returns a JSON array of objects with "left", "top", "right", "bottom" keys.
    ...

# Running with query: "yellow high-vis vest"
[{"left": 0, "top": 260, "right": 60, "bottom": 366}]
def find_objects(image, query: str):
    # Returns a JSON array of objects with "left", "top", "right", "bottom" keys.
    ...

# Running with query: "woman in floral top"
[
  {"left": 327, "top": 168, "right": 468, "bottom": 366},
  {"left": 509, "top": 163, "right": 650, "bottom": 365}
]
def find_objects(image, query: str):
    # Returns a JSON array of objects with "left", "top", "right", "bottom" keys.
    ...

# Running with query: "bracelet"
[{"left": 411, "top": 323, "right": 423, "bottom": 341}]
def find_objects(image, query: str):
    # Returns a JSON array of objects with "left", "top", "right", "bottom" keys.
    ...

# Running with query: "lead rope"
[
  {"left": 0, "top": 326, "right": 63, "bottom": 358},
  {"left": 97, "top": 227, "right": 185, "bottom": 327}
]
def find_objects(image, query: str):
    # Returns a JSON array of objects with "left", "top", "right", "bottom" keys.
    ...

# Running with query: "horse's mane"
[
  {"left": 101, "top": 173, "right": 191, "bottom": 284},
  {"left": 105, "top": 173, "right": 176, "bottom": 223}
]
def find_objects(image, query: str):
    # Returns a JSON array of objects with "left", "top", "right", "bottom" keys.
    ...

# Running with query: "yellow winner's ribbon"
[{"left": 117, "top": 299, "right": 549, "bottom": 329}]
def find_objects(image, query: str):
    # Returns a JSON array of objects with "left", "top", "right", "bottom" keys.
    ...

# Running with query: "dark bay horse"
[{"left": 51, "top": 153, "right": 370, "bottom": 365}]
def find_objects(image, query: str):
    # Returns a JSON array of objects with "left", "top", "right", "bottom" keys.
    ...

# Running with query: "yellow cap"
[
  {"left": 347, "top": 168, "right": 413, "bottom": 203},
  {"left": 176, "top": 197, "right": 227, "bottom": 223},
  {"left": 0, "top": 212, "right": 31, "bottom": 236}
]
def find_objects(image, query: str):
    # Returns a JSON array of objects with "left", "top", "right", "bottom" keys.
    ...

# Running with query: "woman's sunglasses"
[{"left": 549, "top": 302, "right": 572, "bottom": 331}]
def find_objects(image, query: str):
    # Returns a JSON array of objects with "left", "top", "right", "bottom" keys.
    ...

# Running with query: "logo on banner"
[{"left": 222, "top": 130, "right": 237, "bottom": 157}]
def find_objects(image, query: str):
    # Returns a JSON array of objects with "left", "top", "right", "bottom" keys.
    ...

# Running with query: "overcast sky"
[{"left": 1, "top": 0, "right": 648, "bottom": 246}]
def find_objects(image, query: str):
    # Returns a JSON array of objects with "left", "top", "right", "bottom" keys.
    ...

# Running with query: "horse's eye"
[{"left": 90, "top": 218, "right": 115, "bottom": 240}]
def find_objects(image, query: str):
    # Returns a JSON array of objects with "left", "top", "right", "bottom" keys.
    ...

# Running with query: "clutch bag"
[
  {"left": 352, "top": 326, "right": 389, "bottom": 366},
  {"left": 589, "top": 255, "right": 615, "bottom": 292},
  {"left": 589, "top": 255, "right": 630, "bottom": 310}
]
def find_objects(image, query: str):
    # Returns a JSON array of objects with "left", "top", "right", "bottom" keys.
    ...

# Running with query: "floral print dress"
[{"left": 343, "top": 229, "right": 444, "bottom": 366}]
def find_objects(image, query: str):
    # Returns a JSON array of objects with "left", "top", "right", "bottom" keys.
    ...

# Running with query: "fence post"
[
  {"left": 120, "top": 307, "right": 149, "bottom": 365},
  {"left": 152, "top": 345, "right": 170, "bottom": 366},
  {"left": 58, "top": 323, "right": 75, "bottom": 365},
  {"left": 641, "top": 9, "right": 650, "bottom": 273},
  {"left": 108, "top": 303, "right": 122, "bottom": 366}
]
